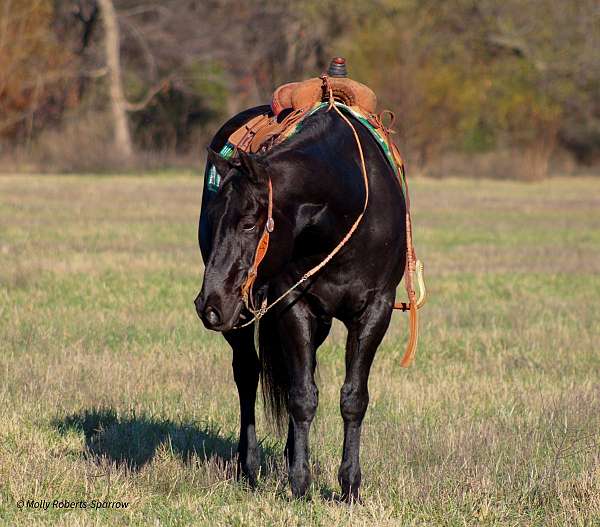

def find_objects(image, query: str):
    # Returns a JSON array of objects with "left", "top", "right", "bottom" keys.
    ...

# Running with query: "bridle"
[{"left": 240, "top": 177, "right": 274, "bottom": 313}]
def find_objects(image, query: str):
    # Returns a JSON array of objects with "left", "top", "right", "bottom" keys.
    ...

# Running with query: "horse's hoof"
[
  {"left": 340, "top": 489, "right": 362, "bottom": 504},
  {"left": 289, "top": 468, "right": 311, "bottom": 498},
  {"left": 237, "top": 460, "right": 259, "bottom": 489}
]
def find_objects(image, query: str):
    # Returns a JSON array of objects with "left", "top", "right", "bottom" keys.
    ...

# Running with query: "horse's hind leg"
[
  {"left": 339, "top": 296, "right": 393, "bottom": 502},
  {"left": 224, "top": 326, "right": 260, "bottom": 486}
]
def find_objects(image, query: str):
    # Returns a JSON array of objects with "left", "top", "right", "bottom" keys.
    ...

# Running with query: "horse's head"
[{"left": 195, "top": 148, "right": 271, "bottom": 332}]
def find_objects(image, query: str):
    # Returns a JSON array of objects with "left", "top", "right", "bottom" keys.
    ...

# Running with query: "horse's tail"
[{"left": 257, "top": 322, "right": 288, "bottom": 431}]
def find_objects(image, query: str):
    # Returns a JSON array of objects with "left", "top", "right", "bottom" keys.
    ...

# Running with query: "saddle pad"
[{"left": 206, "top": 102, "right": 406, "bottom": 198}]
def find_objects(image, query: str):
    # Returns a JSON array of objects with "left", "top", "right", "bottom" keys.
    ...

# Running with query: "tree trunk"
[{"left": 98, "top": 0, "right": 133, "bottom": 160}]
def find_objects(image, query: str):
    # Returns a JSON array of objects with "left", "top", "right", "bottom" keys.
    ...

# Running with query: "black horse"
[{"left": 195, "top": 103, "right": 406, "bottom": 500}]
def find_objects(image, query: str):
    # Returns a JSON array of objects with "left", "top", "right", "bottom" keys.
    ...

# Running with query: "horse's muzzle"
[{"left": 195, "top": 291, "right": 243, "bottom": 332}]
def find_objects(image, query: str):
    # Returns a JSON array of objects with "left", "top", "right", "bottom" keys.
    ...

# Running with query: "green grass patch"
[{"left": 1, "top": 175, "right": 599, "bottom": 525}]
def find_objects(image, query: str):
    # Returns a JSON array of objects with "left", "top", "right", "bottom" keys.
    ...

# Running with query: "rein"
[{"left": 234, "top": 76, "right": 426, "bottom": 367}]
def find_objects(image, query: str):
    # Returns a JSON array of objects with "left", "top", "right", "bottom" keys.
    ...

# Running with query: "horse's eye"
[{"left": 242, "top": 224, "right": 256, "bottom": 232}]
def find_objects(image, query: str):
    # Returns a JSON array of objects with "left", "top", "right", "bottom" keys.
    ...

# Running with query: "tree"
[
  {"left": 98, "top": 0, "right": 132, "bottom": 159},
  {"left": 0, "top": 0, "right": 75, "bottom": 143}
]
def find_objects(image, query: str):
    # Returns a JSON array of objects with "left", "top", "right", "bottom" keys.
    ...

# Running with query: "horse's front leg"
[
  {"left": 278, "top": 301, "right": 319, "bottom": 498},
  {"left": 225, "top": 327, "right": 260, "bottom": 486},
  {"left": 339, "top": 296, "right": 393, "bottom": 502},
  {"left": 284, "top": 418, "right": 295, "bottom": 470},
  {"left": 284, "top": 315, "right": 330, "bottom": 474}
]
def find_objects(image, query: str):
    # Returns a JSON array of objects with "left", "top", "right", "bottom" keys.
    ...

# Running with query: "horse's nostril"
[
  {"left": 204, "top": 306, "right": 221, "bottom": 327},
  {"left": 194, "top": 294, "right": 205, "bottom": 318}
]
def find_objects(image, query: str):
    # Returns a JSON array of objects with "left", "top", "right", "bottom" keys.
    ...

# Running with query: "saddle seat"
[{"left": 271, "top": 76, "right": 377, "bottom": 116}]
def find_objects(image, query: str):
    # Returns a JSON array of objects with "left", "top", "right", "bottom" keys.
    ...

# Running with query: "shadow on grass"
[{"left": 52, "top": 407, "right": 279, "bottom": 475}]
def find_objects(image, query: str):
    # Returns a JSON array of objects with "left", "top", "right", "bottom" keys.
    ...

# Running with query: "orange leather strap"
[{"left": 241, "top": 178, "right": 274, "bottom": 309}]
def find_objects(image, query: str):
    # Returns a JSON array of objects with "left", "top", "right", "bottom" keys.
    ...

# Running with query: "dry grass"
[{"left": 0, "top": 174, "right": 599, "bottom": 526}]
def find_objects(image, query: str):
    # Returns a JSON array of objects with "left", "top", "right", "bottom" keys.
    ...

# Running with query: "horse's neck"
[
  {"left": 268, "top": 113, "right": 367, "bottom": 244},
  {"left": 273, "top": 169, "right": 361, "bottom": 253}
]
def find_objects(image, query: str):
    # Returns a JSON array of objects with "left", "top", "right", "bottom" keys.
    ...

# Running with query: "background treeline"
[{"left": 1, "top": 0, "right": 598, "bottom": 178}]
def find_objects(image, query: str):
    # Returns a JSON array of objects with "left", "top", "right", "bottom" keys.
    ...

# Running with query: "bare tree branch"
[{"left": 124, "top": 75, "right": 173, "bottom": 112}]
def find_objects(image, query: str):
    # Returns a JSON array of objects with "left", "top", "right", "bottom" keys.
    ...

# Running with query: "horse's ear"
[
  {"left": 206, "top": 147, "right": 235, "bottom": 176},
  {"left": 238, "top": 150, "right": 267, "bottom": 182}
]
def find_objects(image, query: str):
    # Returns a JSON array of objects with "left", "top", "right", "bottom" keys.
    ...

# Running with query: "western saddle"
[{"left": 224, "top": 57, "right": 404, "bottom": 171}]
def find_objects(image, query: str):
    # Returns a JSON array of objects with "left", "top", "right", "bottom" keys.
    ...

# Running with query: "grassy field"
[{"left": 0, "top": 174, "right": 599, "bottom": 526}]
